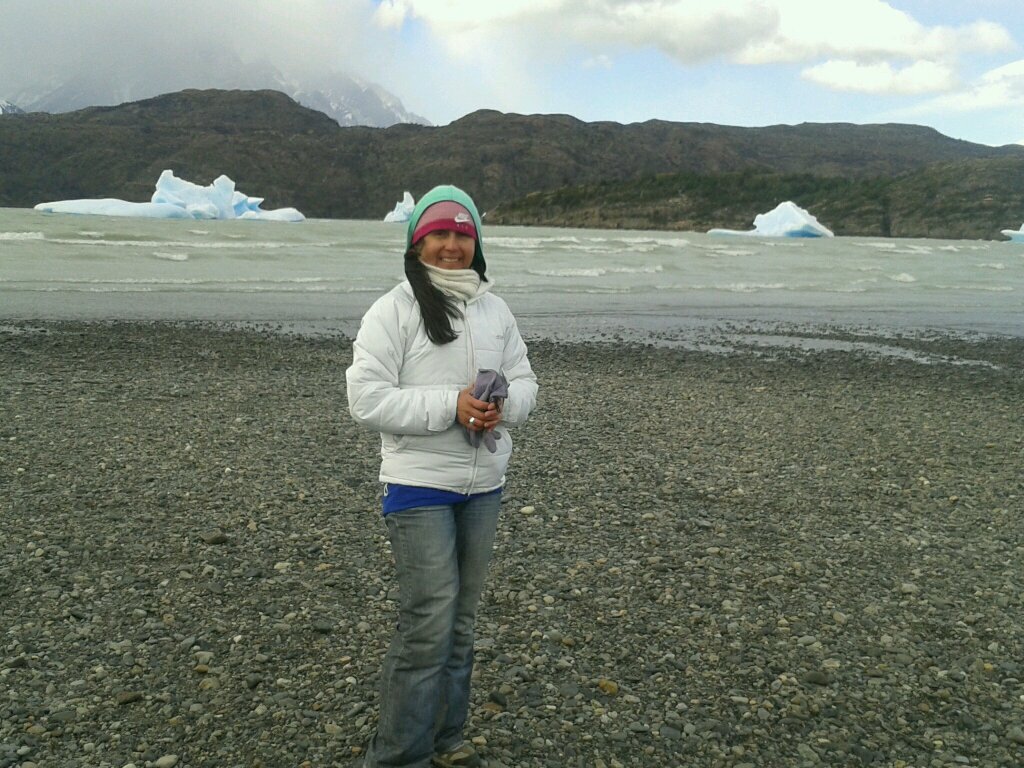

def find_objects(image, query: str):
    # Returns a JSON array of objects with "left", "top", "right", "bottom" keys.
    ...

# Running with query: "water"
[{"left": 2, "top": 207, "right": 1021, "bottom": 346}]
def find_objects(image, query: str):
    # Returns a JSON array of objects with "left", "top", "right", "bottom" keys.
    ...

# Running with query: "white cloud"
[
  {"left": 373, "top": 1, "right": 779, "bottom": 62},
  {"left": 373, "top": 0, "right": 561, "bottom": 32},
  {"left": 373, "top": 0, "right": 410, "bottom": 28},
  {"left": 0, "top": 0, "right": 383, "bottom": 93},
  {"left": 976, "top": 59, "right": 1024, "bottom": 100},
  {"left": 909, "top": 59, "right": 1024, "bottom": 113},
  {"left": 802, "top": 60, "right": 958, "bottom": 95},
  {"left": 735, "top": 1, "right": 1011, "bottom": 65},
  {"left": 574, "top": 2, "right": 777, "bottom": 64}
]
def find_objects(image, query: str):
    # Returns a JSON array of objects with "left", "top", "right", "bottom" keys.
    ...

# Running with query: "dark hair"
[{"left": 404, "top": 248, "right": 461, "bottom": 345}]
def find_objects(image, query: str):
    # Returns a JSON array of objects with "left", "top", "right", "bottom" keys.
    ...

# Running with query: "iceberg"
[
  {"left": 34, "top": 170, "right": 305, "bottom": 222},
  {"left": 1000, "top": 225, "right": 1024, "bottom": 243},
  {"left": 709, "top": 201, "right": 834, "bottom": 238},
  {"left": 30, "top": 199, "right": 193, "bottom": 219},
  {"left": 383, "top": 191, "right": 415, "bottom": 223}
]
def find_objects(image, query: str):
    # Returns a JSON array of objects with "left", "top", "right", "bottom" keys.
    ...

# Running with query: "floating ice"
[
  {"left": 709, "top": 201, "right": 834, "bottom": 238},
  {"left": 1000, "top": 224, "right": 1024, "bottom": 243},
  {"left": 383, "top": 191, "right": 415, "bottom": 223},
  {"left": 34, "top": 170, "right": 305, "bottom": 222},
  {"left": 32, "top": 199, "right": 192, "bottom": 219}
]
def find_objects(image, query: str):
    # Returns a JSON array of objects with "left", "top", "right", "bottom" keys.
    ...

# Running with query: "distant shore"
[{"left": 2, "top": 322, "right": 1023, "bottom": 767}]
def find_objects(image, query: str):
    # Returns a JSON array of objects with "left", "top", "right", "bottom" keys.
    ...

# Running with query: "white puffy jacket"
[{"left": 346, "top": 281, "right": 538, "bottom": 495}]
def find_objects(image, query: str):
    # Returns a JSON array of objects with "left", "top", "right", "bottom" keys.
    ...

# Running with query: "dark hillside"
[
  {"left": 487, "top": 158, "right": 1024, "bottom": 240},
  {"left": 2, "top": 88, "right": 1022, "bottom": 237}
]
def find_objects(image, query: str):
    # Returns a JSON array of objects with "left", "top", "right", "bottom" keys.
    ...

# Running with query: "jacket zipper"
[{"left": 463, "top": 300, "right": 480, "bottom": 495}]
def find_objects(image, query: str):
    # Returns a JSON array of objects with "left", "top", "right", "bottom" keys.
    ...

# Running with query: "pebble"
[
  {"left": 4, "top": 322, "right": 1022, "bottom": 768},
  {"left": 803, "top": 670, "right": 831, "bottom": 686}
]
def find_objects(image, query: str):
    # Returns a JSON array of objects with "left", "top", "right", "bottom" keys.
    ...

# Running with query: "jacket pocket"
[{"left": 474, "top": 343, "right": 503, "bottom": 373}]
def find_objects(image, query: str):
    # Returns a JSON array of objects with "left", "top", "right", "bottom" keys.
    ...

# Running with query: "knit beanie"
[
  {"left": 411, "top": 201, "right": 478, "bottom": 245},
  {"left": 406, "top": 185, "right": 487, "bottom": 277}
]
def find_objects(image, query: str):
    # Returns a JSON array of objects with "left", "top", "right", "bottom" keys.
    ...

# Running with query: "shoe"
[{"left": 432, "top": 741, "right": 482, "bottom": 767}]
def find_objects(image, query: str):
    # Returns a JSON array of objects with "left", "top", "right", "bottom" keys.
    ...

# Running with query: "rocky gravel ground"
[{"left": 2, "top": 322, "right": 1023, "bottom": 768}]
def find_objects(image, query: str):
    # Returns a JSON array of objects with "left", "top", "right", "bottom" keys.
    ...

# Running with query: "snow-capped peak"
[{"left": 0, "top": 99, "right": 25, "bottom": 115}]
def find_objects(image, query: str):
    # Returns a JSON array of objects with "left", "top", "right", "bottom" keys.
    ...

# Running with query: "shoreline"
[
  {"left": 4, "top": 312, "right": 1023, "bottom": 367},
  {"left": 3, "top": 322, "right": 1022, "bottom": 767},
  {"left": 2, "top": 283, "right": 1022, "bottom": 342}
]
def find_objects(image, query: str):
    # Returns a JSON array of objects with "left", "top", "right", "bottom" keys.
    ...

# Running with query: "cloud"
[
  {"left": 373, "top": 0, "right": 562, "bottom": 35},
  {"left": 0, "top": 0, "right": 383, "bottom": 94},
  {"left": 734, "top": 1, "right": 1011, "bottom": 65},
  {"left": 801, "top": 60, "right": 958, "bottom": 95},
  {"left": 906, "top": 59, "right": 1024, "bottom": 113},
  {"left": 374, "top": 0, "right": 774, "bottom": 62},
  {"left": 574, "top": 2, "right": 777, "bottom": 65}
]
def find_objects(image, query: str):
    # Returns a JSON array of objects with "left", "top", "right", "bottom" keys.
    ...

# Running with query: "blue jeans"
[{"left": 363, "top": 492, "right": 502, "bottom": 768}]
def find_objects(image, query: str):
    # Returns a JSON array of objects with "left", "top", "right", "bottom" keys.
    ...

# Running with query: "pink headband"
[{"left": 411, "top": 201, "right": 478, "bottom": 245}]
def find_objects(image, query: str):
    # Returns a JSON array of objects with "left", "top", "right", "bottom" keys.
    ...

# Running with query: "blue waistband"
[{"left": 382, "top": 483, "right": 502, "bottom": 515}]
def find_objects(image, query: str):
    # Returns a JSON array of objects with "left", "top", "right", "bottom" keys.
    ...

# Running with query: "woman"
[{"left": 346, "top": 184, "right": 538, "bottom": 768}]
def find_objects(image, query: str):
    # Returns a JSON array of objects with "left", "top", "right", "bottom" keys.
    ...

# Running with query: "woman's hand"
[{"left": 457, "top": 387, "right": 502, "bottom": 431}]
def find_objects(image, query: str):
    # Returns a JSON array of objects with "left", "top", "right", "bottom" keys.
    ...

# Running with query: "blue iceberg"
[
  {"left": 709, "top": 201, "right": 834, "bottom": 238},
  {"left": 383, "top": 191, "right": 415, "bottom": 223},
  {"left": 34, "top": 170, "right": 305, "bottom": 222},
  {"left": 1000, "top": 224, "right": 1024, "bottom": 243}
]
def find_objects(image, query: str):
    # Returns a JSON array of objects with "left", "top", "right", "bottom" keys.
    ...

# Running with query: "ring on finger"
[{"left": 469, "top": 417, "right": 476, "bottom": 425}]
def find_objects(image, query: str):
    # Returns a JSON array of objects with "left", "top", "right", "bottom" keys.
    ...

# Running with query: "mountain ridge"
[{"left": 5, "top": 66, "right": 428, "bottom": 128}]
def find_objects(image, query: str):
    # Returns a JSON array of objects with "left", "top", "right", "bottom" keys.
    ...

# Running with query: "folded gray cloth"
[{"left": 465, "top": 369, "right": 508, "bottom": 453}]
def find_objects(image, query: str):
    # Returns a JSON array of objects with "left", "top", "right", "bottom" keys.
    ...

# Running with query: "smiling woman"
[
  {"left": 345, "top": 183, "right": 538, "bottom": 768},
  {"left": 418, "top": 229, "right": 476, "bottom": 269},
  {"left": 413, "top": 198, "right": 479, "bottom": 270},
  {"left": 401, "top": 189, "right": 491, "bottom": 345}
]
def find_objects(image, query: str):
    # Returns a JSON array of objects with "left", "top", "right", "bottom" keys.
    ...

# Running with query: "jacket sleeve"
[
  {"left": 498, "top": 308, "right": 537, "bottom": 428},
  {"left": 346, "top": 295, "right": 459, "bottom": 435}
]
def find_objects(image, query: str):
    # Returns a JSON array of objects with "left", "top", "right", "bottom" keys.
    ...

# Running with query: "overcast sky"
[{"left": 3, "top": 0, "right": 1023, "bottom": 146}]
